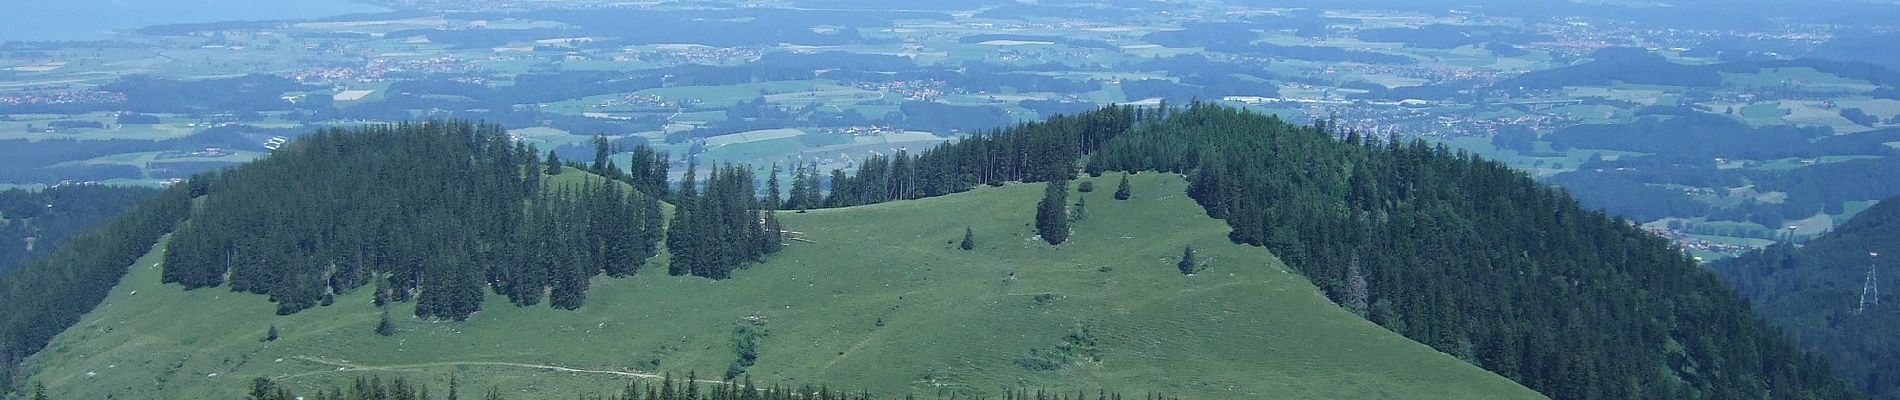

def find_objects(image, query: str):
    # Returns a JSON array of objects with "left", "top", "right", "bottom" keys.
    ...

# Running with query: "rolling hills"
[{"left": 20, "top": 172, "right": 1542, "bottom": 399}]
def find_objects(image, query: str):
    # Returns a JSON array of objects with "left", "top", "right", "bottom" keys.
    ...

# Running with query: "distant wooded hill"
[{"left": 1714, "top": 196, "right": 1900, "bottom": 399}]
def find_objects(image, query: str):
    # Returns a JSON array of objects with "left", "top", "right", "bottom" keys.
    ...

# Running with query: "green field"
[{"left": 22, "top": 173, "right": 1541, "bottom": 399}]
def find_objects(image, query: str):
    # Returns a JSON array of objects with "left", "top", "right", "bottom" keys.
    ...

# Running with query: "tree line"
[
  {"left": 158, "top": 122, "right": 670, "bottom": 320},
  {"left": 221, "top": 373, "right": 1183, "bottom": 400}
]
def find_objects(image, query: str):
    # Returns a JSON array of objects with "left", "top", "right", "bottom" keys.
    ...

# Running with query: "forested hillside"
[
  {"left": 0, "top": 186, "right": 157, "bottom": 275},
  {"left": 0, "top": 121, "right": 779, "bottom": 394},
  {"left": 1713, "top": 196, "right": 1900, "bottom": 399},
  {"left": 816, "top": 103, "right": 1859, "bottom": 399},
  {"left": 0, "top": 184, "right": 191, "bottom": 390},
  {"left": 22, "top": 173, "right": 1542, "bottom": 399}
]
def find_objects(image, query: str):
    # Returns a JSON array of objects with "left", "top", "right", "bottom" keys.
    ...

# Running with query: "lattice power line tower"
[{"left": 1859, "top": 252, "right": 1880, "bottom": 315}]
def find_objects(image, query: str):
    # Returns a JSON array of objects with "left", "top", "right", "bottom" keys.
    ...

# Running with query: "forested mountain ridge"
[
  {"left": 1713, "top": 196, "right": 1900, "bottom": 399},
  {"left": 0, "top": 107, "right": 1865, "bottom": 399},
  {"left": 21, "top": 172, "right": 1544, "bottom": 399},
  {"left": 815, "top": 103, "right": 1860, "bottom": 399}
]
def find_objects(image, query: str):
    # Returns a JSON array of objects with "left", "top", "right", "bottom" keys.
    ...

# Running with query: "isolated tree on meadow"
[
  {"left": 376, "top": 309, "right": 396, "bottom": 337},
  {"left": 1035, "top": 180, "right": 1071, "bottom": 245},
  {"left": 545, "top": 151, "right": 563, "bottom": 176},
  {"left": 264, "top": 324, "right": 279, "bottom": 342},
  {"left": 961, "top": 227, "right": 975, "bottom": 251},
  {"left": 1178, "top": 246, "right": 1197, "bottom": 275},
  {"left": 1114, "top": 174, "right": 1131, "bottom": 200},
  {"left": 247, "top": 377, "right": 277, "bottom": 400}
]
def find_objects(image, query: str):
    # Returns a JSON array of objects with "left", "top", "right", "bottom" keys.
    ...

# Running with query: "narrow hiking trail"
[{"left": 283, "top": 355, "right": 732, "bottom": 385}]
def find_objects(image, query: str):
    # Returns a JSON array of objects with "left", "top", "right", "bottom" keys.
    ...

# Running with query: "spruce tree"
[
  {"left": 1113, "top": 174, "right": 1131, "bottom": 200},
  {"left": 592, "top": 135, "right": 612, "bottom": 175},
  {"left": 761, "top": 210, "right": 783, "bottom": 255},
  {"left": 264, "top": 324, "right": 279, "bottom": 342},
  {"left": 1035, "top": 180, "right": 1071, "bottom": 245},
  {"left": 521, "top": 143, "right": 542, "bottom": 192},
  {"left": 638, "top": 195, "right": 665, "bottom": 260},
  {"left": 376, "top": 309, "right": 396, "bottom": 336},
  {"left": 248, "top": 377, "right": 275, "bottom": 400},
  {"left": 765, "top": 163, "right": 782, "bottom": 211},
  {"left": 31, "top": 381, "right": 47, "bottom": 400},
  {"left": 1072, "top": 197, "right": 1087, "bottom": 222},
  {"left": 545, "top": 150, "right": 563, "bottom": 176},
  {"left": 1177, "top": 246, "right": 1197, "bottom": 275},
  {"left": 961, "top": 227, "right": 975, "bottom": 251},
  {"left": 785, "top": 162, "right": 808, "bottom": 210}
]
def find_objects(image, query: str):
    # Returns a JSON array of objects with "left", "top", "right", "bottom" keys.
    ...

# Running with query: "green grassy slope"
[{"left": 22, "top": 173, "right": 1542, "bottom": 399}]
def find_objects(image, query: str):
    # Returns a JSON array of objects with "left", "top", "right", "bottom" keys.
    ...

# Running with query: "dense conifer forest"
[
  {"left": 811, "top": 103, "right": 1859, "bottom": 399},
  {"left": 157, "top": 122, "right": 692, "bottom": 319},
  {"left": 0, "top": 186, "right": 158, "bottom": 275},
  {"left": 1713, "top": 195, "right": 1900, "bottom": 399}
]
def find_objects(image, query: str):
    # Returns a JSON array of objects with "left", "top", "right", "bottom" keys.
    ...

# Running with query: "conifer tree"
[
  {"left": 638, "top": 194, "right": 665, "bottom": 261},
  {"left": 592, "top": 135, "right": 613, "bottom": 175},
  {"left": 264, "top": 324, "right": 279, "bottom": 342},
  {"left": 766, "top": 163, "right": 783, "bottom": 211},
  {"left": 31, "top": 381, "right": 47, "bottom": 400},
  {"left": 1035, "top": 180, "right": 1071, "bottom": 245},
  {"left": 248, "top": 377, "right": 276, "bottom": 400},
  {"left": 546, "top": 151, "right": 563, "bottom": 176},
  {"left": 520, "top": 143, "right": 542, "bottom": 192},
  {"left": 1113, "top": 174, "right": 1131, "bottom": 200},
  {"left": 376, "top": 309, "right": 395, "bottom": 336},
  {"left": 785, "top": 162, "right": 809, "bottom": 210},
  {"left": 668, "top": 159, "right": 700, "bottom": 276},
  {"left": 1177, "top": 246, "right": 1196, "bottom": 275},
  {"left": 1345, "top": 253, "right": 1368, "bottom": 317},
  {"left": 961, "top": 227, "right": 975, "bottom": 251},
  {"left": 761, "top": 210, "right": 783, "bottom": 256}
]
